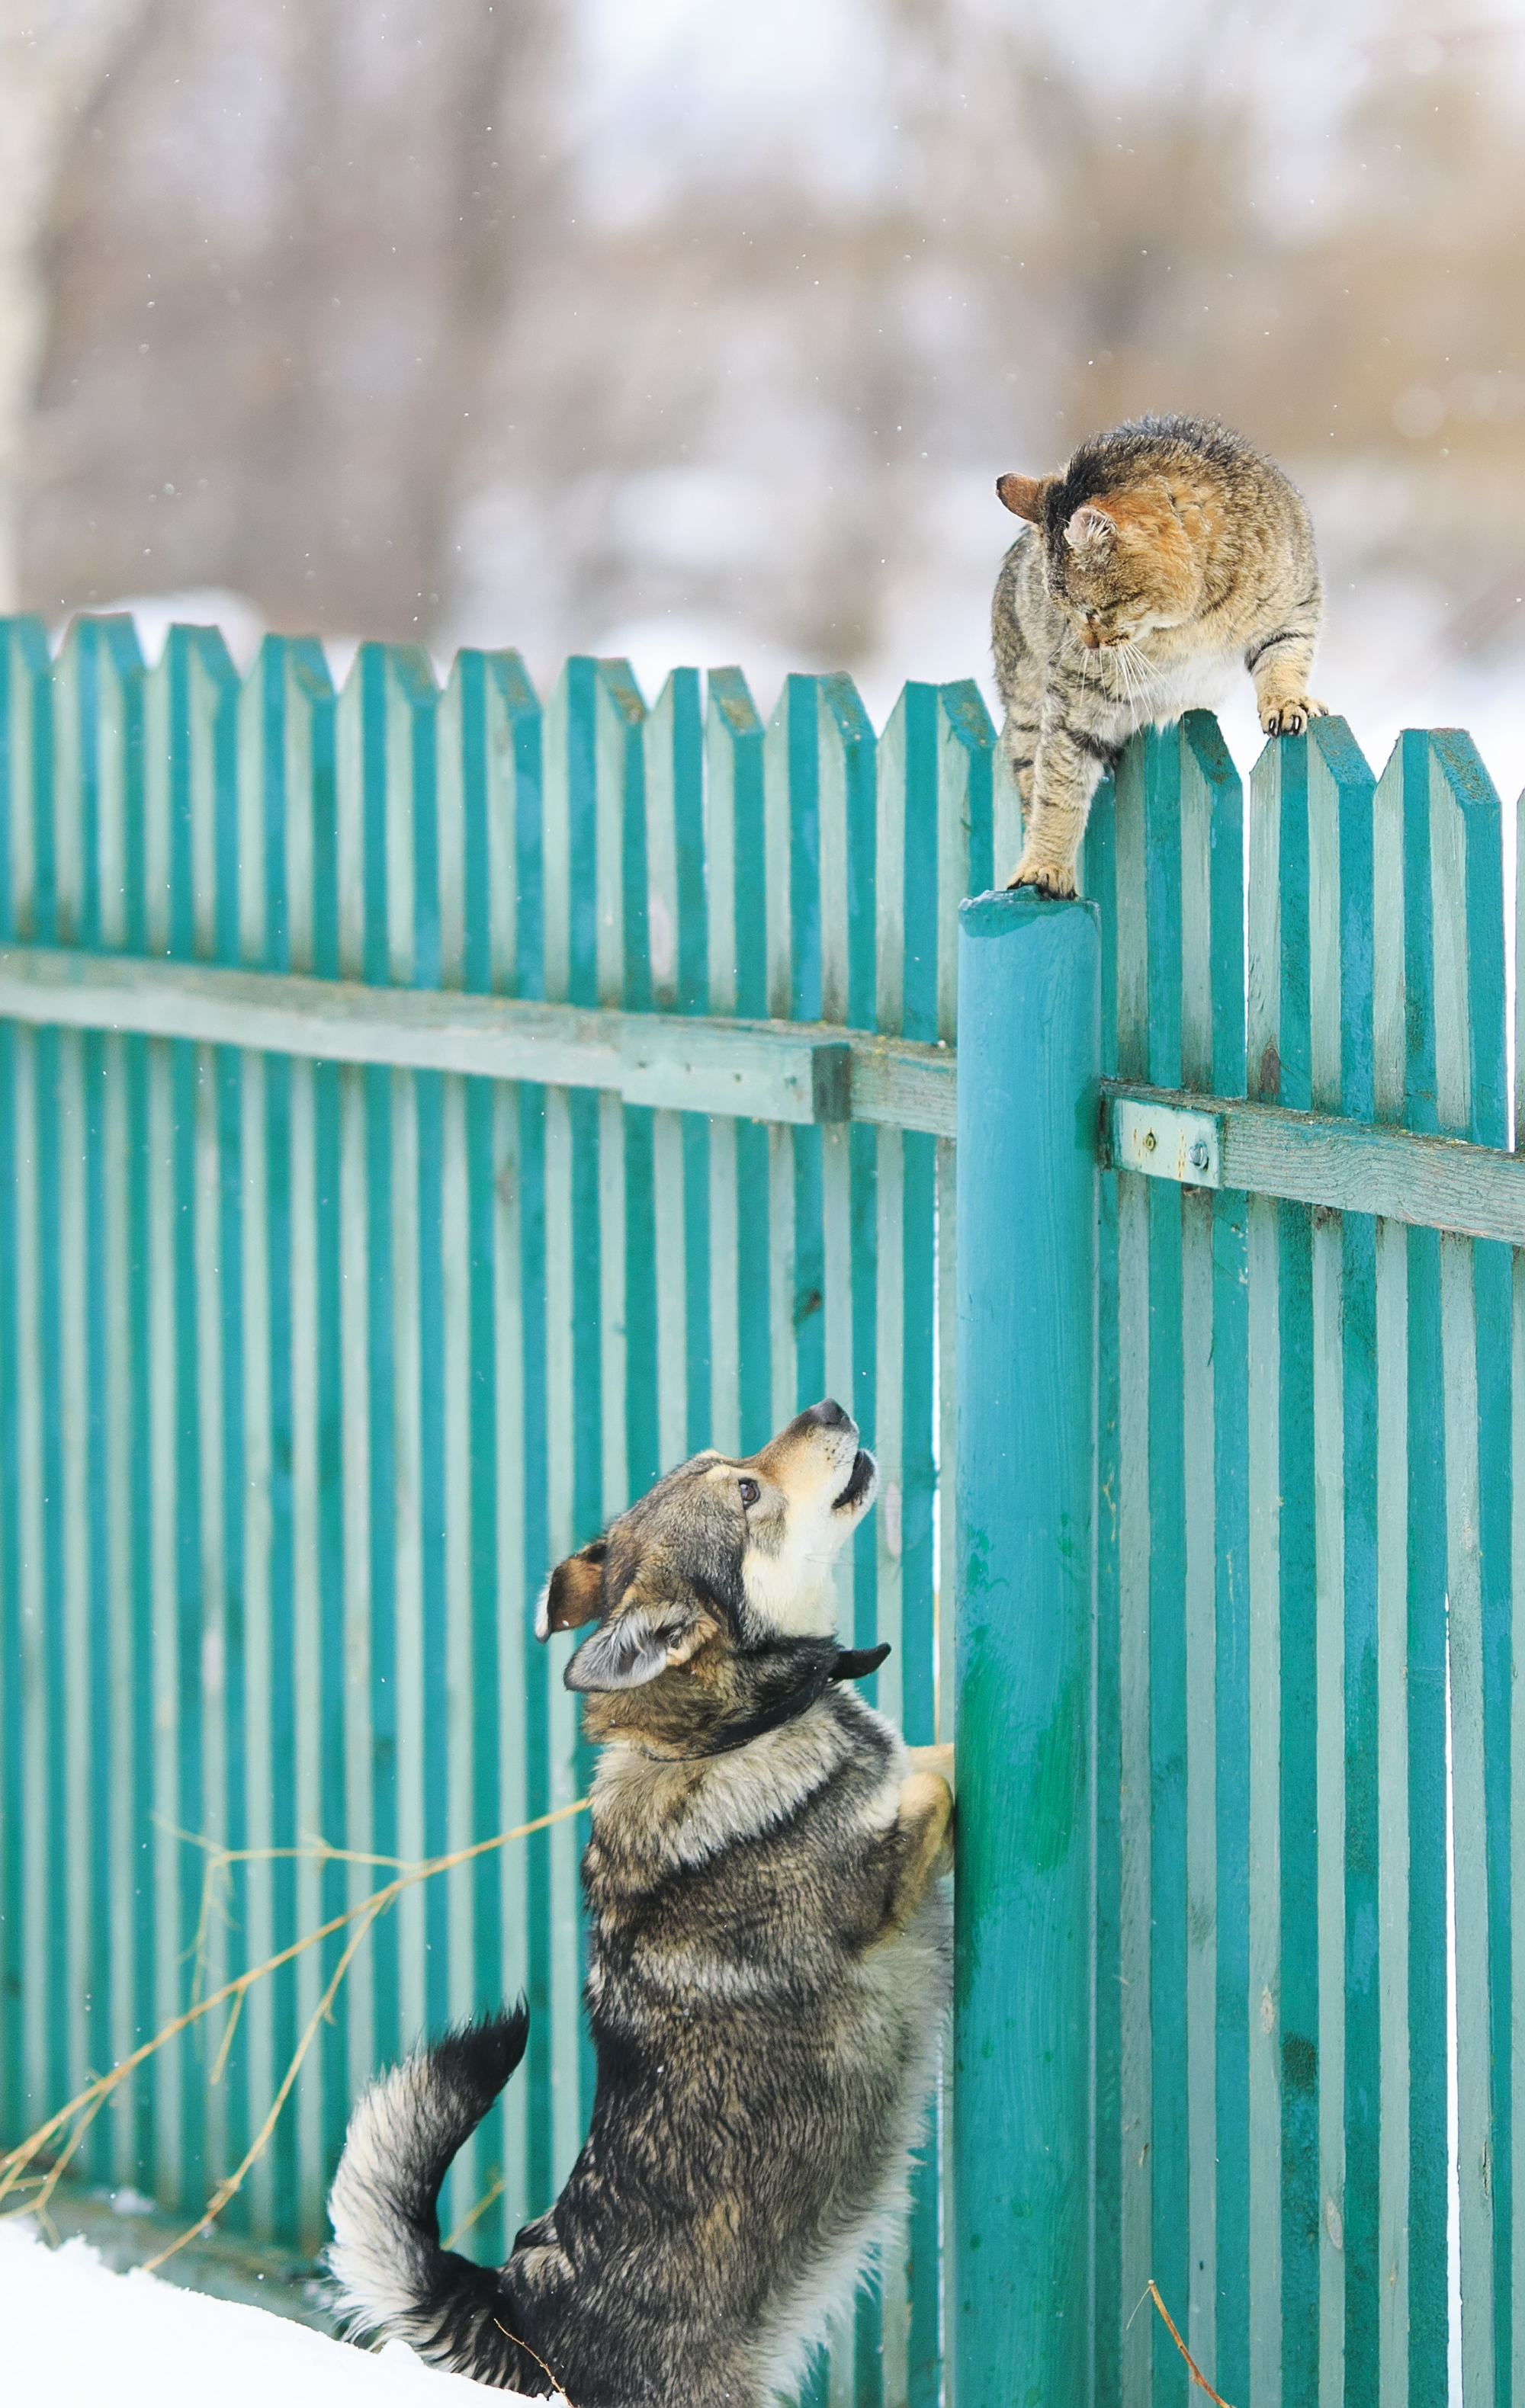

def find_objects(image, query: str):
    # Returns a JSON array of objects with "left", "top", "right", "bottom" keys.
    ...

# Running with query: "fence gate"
[{"left": 955, "top": 712, "right": 1520, "bottom": 2408}]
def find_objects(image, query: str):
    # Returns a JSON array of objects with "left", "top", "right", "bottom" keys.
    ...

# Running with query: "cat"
[{"left": 990, "top": 412, "right": 1327, "bottom": 896}]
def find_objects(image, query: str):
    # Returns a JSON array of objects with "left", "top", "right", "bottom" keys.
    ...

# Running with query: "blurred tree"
[
  {"left": 0, "top": 0, "right": 152, "bottom": 608},
  {"left": 22, "top": 0, "right": 560, "bottom": 638},
  {"left": 11, "top": 0, "right": 1525, "bottom": 710}
]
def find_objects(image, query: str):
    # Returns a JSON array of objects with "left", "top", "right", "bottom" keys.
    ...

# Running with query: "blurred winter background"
[{"left": 3, "top": 0, "right": 1525, "bottom": 797}]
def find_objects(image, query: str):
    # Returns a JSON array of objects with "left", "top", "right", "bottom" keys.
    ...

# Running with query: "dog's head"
[{"left": 532, "top": 1400, "right": 877, "bottom": 1752}]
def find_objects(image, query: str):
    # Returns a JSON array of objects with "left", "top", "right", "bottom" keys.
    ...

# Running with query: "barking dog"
[{"left": 326, "top": 1400, "right": 953, "bottom": 2406}]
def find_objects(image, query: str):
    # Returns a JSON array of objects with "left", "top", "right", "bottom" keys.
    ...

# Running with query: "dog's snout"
[{"left": 808, "top": 1398, "right": 851, "bottom": 1432}]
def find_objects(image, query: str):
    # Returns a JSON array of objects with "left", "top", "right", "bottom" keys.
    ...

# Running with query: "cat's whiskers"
[{"left": 1112, "top": 639, "right": 1145, "bottom": 729}]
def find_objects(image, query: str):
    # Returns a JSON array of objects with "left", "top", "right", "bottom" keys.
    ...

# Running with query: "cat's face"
[{"left": 997, "top": 470, "right": 1208, "bottom": 652}]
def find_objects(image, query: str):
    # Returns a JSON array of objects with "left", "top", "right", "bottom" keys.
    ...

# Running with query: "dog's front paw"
[
  {"left": 1006, "top": 861, "right": 1078, "bottom": 900},
  {"left": 1260, "top": 695, "right": 1330, "bottom": 737},
  {"left": 888, "top": 1770, "right": 955, "bottom": 1919}
]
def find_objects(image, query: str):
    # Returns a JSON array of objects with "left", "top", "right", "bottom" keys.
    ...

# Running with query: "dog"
[{"left": 326, "top": 1399, "right": 953, "bottom": 2406}]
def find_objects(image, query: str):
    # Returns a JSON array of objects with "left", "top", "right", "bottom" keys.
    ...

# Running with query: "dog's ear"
[
  {"left": 563, "top": 1599, "right": 708, "bottom": 1694},
  {"left": 535, "top": 1540, "right": 607, "bottom": 1640}
]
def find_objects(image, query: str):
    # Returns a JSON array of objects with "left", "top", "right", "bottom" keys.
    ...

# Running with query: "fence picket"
[
  {"left": 1427, "top": 732, "right": 1510, "bottom": 2408},
  {"left": 1082, "top": 776, "right": 1122, "bottom": 2408},
  {"left": 1513, "top": 753, "right": 1525, "bottom": 2408},
  {"left": 541, "top": 659, "right": 599, "bottom": 2193},
  {"left": 1108, "top": 733, "right": 1154, "bottom": 2408}
]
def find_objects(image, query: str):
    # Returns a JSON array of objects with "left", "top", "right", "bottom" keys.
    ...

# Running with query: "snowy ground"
[{"left": 0, "top": 2220, "right": 560, "bottom": 2408}]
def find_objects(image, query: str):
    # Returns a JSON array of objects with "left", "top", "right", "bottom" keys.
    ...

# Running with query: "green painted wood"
[
  {"left": 541, "top": 659, "right": 600, "bottom": 2198},
  {"left": 0, "top": 948, "right": 953, "bottom": 1132},
  {"left": 1512, "top": 775, "right": 1525, "bottom": 2408},
  {"left": 30, "top": 614, "right": 1525, "bottom": 2408},
  {"left": 774, "top": 678, "right": 824, "bottom": 1426},
  {"left": 1098, "top": 1080, "right": 1525, "bottom": 1242},
  {"left": 436, "top": 641, "right": 525, "bottom": 2262},
  {"left": 641, "top": 670, "right": 710, "bottom": 1475},
  {"left": 1106, "top": 735, "right": 1156, "bottom": 2408},
  {"left": 512, "top": 636, "right": 555, "bottom": 2229},
  {"left": 954, "top": 890, "right": 1098, "bottom": 2408},
  {"left": 1257, "top": 729, "right": 1323, "bottom": 2408},
  {"left": 1424, "top": 729, "right": 1509, "bottom": 2408},
  {"left": 1382, "top": 729, "right": 1452, "bottom": 2408},
  {"left": 1203, "top": 750, "right": 1250, "bottom": 2408},
  {"left": 1081, "top": 770, "right": 1122, "bottom": 2408},
  {"left": 1179, "top": 713, "right": 1244, "bottom": 2400}
]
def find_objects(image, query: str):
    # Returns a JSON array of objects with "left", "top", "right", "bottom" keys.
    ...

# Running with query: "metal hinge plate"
[{"left": 1104, "top": 1094, "right": 1224, "bottom": 1188}]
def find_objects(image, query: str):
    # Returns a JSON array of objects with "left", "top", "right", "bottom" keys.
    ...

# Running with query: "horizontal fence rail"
[
  {"left": 0, "top": 944, "right": 956, "bottom": 1137},
  {"left": 1101, "top": 1077, "right": 1525, "bottom": 1244},
  {"left": 0, "top": 617, "right": 1003, "bottom": 2408}
]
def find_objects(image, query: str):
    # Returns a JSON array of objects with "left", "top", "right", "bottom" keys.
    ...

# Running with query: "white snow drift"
[{"left": 0, "top": 2218, "right": 561, "bottom": 2407}]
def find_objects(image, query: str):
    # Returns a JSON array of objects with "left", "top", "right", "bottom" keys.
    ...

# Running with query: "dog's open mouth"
[{"left": 831, "top": 1450, "right": 875, "bottom": 1513}]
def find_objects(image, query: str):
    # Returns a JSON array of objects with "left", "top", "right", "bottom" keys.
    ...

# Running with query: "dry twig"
[
  {"left": 1140, "top": 2279, "right": 1235, "bottom": 2408},
  {"left": 0, "top": 1797, "right": 590, "bottom": 2258}
]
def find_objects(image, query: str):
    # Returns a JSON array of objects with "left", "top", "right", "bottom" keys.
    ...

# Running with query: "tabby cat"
[{"left": 991, "top": 412, "right": 1327, "bottom": 895}]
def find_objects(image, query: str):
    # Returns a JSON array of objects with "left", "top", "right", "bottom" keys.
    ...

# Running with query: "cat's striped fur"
[{"left": 991, "top": 412, "right": 1326, "bottom": 894}]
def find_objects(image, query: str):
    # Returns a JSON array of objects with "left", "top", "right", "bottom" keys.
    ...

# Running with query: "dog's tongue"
[{"left": 830, "top": 1642, "right": 891, "bottom": 1682}]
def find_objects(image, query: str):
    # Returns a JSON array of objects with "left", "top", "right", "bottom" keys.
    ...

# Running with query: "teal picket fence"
[
  {"left": 7, "top": 609, "right": 1525, "bottom": 2408},
  {"left": 1084, "top": 718, "right": 1516, "bottom": 2408},
  {"left": 953, "top": 710, "right": 1525, "bottom": 2408},
  {"left": 0, "top": 615, "right": 996, "bottom": 2406}
]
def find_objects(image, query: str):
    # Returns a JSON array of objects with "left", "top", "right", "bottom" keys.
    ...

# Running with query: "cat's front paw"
[
  {"left": 1260, "top": 695, "right": 1330, "bottom": 737},
  {"left": 1006, "top": 861, "right": 1079, "bottom": 900}
]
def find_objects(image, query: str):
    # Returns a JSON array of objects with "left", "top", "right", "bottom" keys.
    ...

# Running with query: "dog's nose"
[{"left": 808, "top": 1398, "right": 851, "bottom": 1431}]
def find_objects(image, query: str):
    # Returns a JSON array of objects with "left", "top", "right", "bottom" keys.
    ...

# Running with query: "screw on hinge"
[
  {"left": 1142, "top": 1128, "right": 1157, "bottom": 1153},
  {"left": 1188, "top": 1140, "right": 1209, "bottom": 1172}
]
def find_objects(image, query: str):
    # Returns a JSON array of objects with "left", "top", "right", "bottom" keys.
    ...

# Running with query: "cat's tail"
[{"left": 326, "top": 2006, "right": 554, "bottom": 2392}]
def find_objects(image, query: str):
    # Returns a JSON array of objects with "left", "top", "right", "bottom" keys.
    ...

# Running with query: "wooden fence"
[
  {"left": 955, "top": 712, "right": 1522, "bottom": 2408},
  {"left": 7, "top": 614, "right": 1525, "bottom": 2408},
  {"left": 0, "top": 616, "right": 997, "bottom": 2408}
]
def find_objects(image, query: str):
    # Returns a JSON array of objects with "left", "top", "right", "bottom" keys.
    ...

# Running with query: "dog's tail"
[{"left": 326, "top": 2006, "right": 553, "bottom": 2390}]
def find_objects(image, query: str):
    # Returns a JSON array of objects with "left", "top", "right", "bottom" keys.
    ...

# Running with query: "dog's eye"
[{"left": 738, "top": 1477, "right": 760, "bottom": 1509}]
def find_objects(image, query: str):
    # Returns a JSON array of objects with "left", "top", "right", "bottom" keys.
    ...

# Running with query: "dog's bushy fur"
[{"left": 327, "top": 1403, "right": 952, "bottom": 2407}]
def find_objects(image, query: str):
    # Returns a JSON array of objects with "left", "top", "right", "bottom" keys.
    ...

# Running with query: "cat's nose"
[{"left": 1082, "top": 624, "right": 1101, "bottom": 651}]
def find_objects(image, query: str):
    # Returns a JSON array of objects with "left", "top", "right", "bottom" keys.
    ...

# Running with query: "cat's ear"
[
  {"left": 996, "top": 473, "right": 1048, "bottom": 521},
  {"left": 1064, "top": 503, "right": 1116, "bottom": 554}
]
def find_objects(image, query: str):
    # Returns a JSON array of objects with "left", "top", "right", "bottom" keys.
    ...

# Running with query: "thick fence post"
[{"left": 953, "top": 890, "right": 1100, "bottom": 2408}]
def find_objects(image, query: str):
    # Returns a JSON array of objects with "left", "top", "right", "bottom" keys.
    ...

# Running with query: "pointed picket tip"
[
  {"left": 1179, "top": 706, "right": 1240, "bottom": 795},
  {"left": 467, "top": 644, "right": 541, "bottom": 721},
  {"left": 815, "top": 669, "right": 875, "bottom": 749},
  {"left": 250, "top": 628, "right": 334, "bottom": 701},
  {"left": 0, "top": 611, "right": 52, "bottom": 664},
  {"left": 705, "top": 662, "right": 762, "bottom": 738},
  {"left": 592, "top": 656, "right": 647, "bottom": 726},
  {"left": 335, "top": 633, "right": 442, "bottom": 705},
  {"left": 53, "top": 610, "right": 147, "bottom": 680},
  {"left": 936, "top": 677, "right": 997, "bottom": 752},
  {"left": 642, "top": 662, "right": 701, "bottom": 720}
]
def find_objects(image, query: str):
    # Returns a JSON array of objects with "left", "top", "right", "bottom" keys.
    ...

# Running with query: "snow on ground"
[{"left": 0, "top": 2219, "right": 561, "bottom": 2408}]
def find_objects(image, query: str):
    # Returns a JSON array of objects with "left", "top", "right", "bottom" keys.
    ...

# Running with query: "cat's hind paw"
[
  {"left": 1260, "top": 695, "right": 1330, "bottom": 737},
  {"left": 1006, "top": 862, "right": 1079, "bottom": 899}
]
